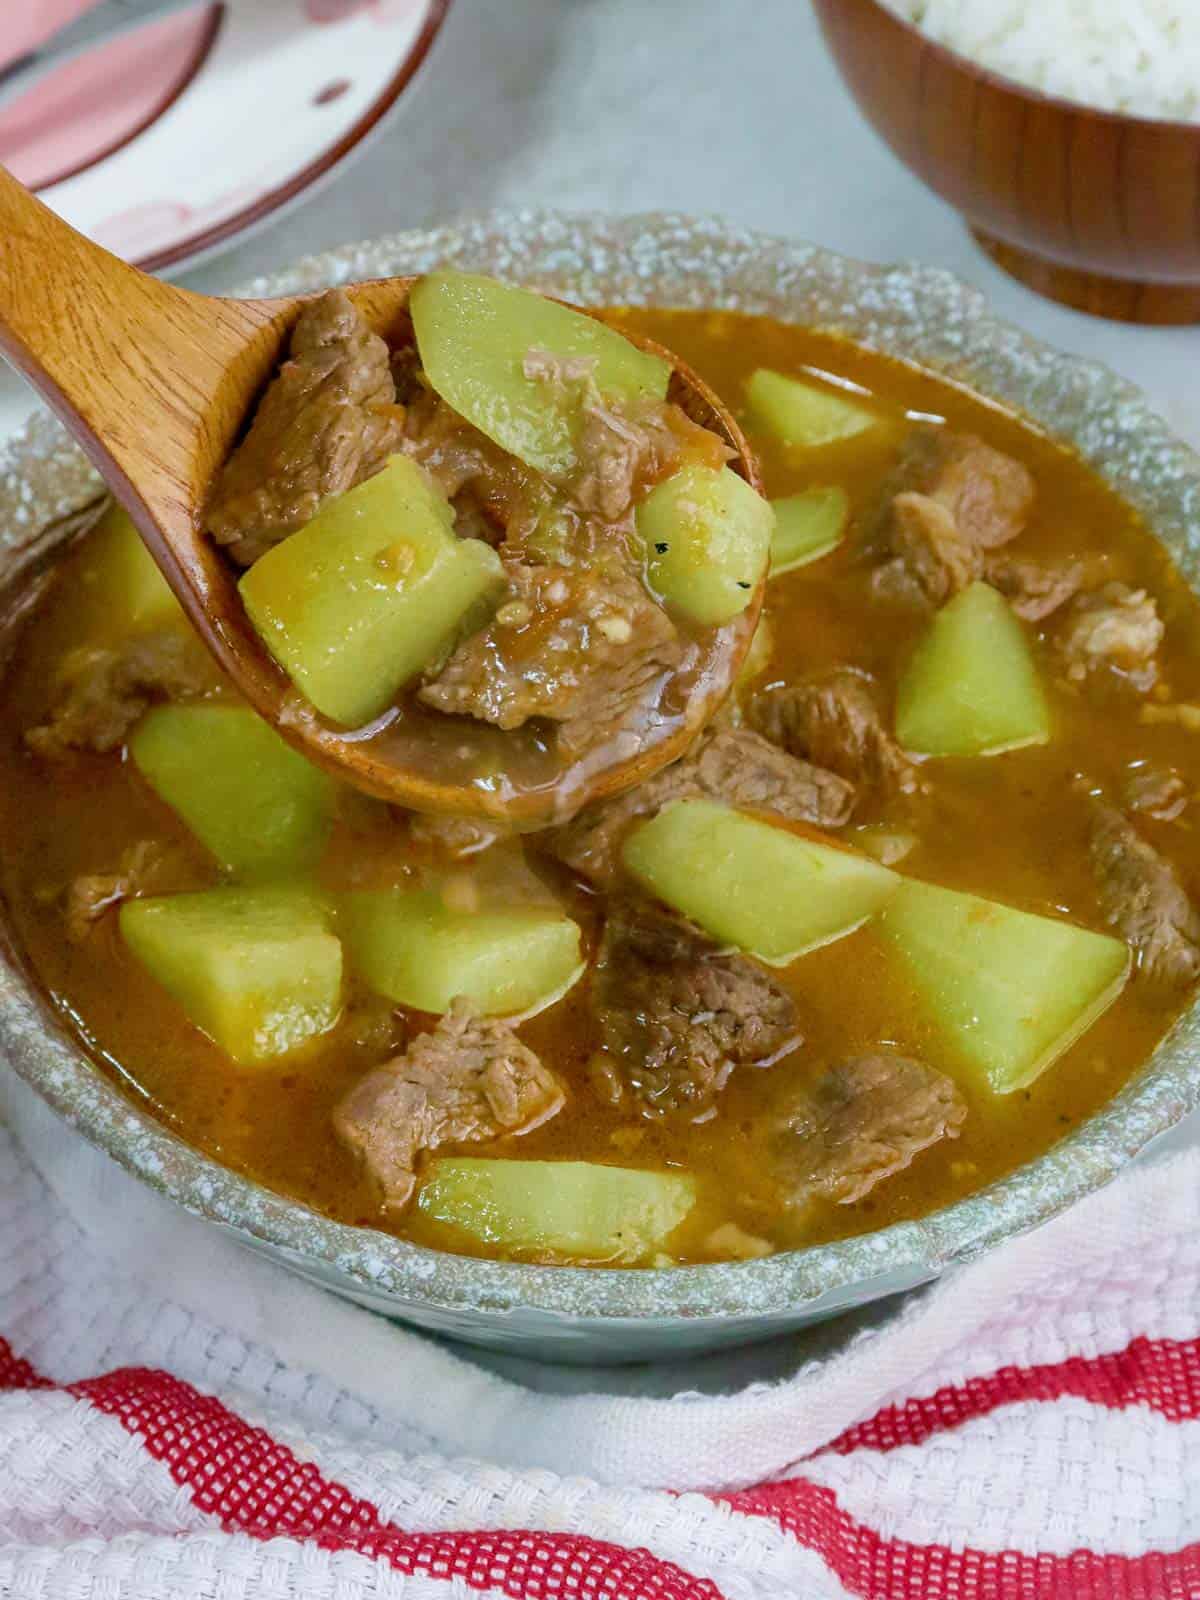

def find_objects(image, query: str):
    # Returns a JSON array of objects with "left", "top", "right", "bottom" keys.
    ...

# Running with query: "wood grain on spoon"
[{"left": 0, "top": 167, "right": 763, "bottom": 820}]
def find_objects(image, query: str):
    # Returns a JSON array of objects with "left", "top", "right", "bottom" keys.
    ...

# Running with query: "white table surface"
[{"left": 1, "top": 0, "right": 1196, "bottom": 1389}]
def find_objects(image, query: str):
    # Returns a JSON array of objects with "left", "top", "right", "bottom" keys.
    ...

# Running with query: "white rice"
[{"left": 883, "top": 1, "right": 1200, "bottom": 122}]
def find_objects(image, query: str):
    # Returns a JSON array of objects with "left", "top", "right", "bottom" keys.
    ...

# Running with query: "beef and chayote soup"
[{"left": 2, "top": 274, "right": 1198, "bottom": 1266}]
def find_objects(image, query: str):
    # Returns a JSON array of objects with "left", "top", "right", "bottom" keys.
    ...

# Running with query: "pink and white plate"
[{"left": 0, "top": 0, "right": 451, "bottom": 274}]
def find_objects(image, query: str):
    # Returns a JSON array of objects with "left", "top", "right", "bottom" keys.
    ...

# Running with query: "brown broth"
[
  {"left": 1, "top": 306, "right": 1198, "bottom": 1264},
  {"left": 342, "top": 591, "right": 749, "bottom": 820}
]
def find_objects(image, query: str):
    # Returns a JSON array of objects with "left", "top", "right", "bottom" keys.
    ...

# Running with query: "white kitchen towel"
[{"left": 2, "top": 1066, "right": 1199, "bottom": 1598}]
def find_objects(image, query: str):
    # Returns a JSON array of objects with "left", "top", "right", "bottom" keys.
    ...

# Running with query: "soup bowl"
[
  {"left": 812, "top": 0, "right": 1200, "bottom": 324},
  {"left": 2, "top": 212, "right": 1200, "bottom": 1364}
]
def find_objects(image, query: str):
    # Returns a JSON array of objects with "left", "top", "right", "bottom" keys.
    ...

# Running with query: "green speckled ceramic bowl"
[{"left": 2, "top": 213, "right": 1198, "bottom": 1364}]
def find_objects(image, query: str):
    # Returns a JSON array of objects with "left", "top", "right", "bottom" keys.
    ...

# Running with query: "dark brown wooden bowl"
[{"left": 812, "top": 0, "right": 1200, "bottom": 324}]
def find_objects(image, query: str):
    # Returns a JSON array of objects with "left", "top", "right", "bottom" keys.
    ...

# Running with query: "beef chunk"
[
  {"left": 64, "top": 839, "right": 196, "bottom": 943},
  {"left": 924, "top": 433, "right": 1034, "bottom": 551},
  {"left": 889, "top": 491, "right": 983, "bottom": 606},
  {"left": 402, "top": 383, "right": 535, "bottom": 528},
  {"left": 207, "top": 289, "right": 405, "bottom": 566},
  {"left": 1125, "top": 766, "right": 1189, "bottom": 823},
  {"left": 1089, "top": 803, "right": 1200, "bottom": 989},
  {"left": 333, "top": 998, "right": 564, "bottom": 1216},
  {"left": 593, "top": 899, "right": 801, "bottom": 1116},
  {"left": 554, "top": 610, "right": 684, "bottom": 762},
  {"left": 882, "top": 429, "right": 1034, "bottom": 553},
  {"left": 688, "top": 724, "right": 853, "bottom": 818},
  {"left": 524, "top": 349, "right": 654, "bottom": 522},
  {"left": 779, "top": 1054, "right": 966, "bottom": 1207},
  {"left": 873, "top": 430, "right": 1034, "bottom": 606},
  {"left": 550, "top": 725, "right": 856, "bottom": 887},
  {"left": 522, "top": 349, "right": 729, "bottom": 522},
  {"left": 983, "top": 557, "right": 1083, "bottom": 622},
  {"left": 748, "top": 668, "right": 918, "bottom": 798},
  {"left": 570, "top": 393, "right": 729, "bottom": 523},
  {"left": 26, "top": 630, "right": 217, "bottom": 756},
  {"left": 418, "top": 563, "right": 682, "bottom": 758},
  {"left": 404, "top": 365, "right": 635, "bottom": 555},
  {"left": 571, "top": 395, "right": 659, "bottom": 522},
  {"left": 1058, "top": 583, "right": 1163, "bottom": 691}
]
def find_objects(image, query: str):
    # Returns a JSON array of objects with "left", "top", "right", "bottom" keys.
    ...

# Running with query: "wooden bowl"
[{"left": 812, "top": 0, "right": 1200, "bottom": 324}]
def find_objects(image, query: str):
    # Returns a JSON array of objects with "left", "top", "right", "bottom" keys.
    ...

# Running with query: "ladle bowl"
[{"left": 0, "top": 169, "right": 761, "bottom": 822}]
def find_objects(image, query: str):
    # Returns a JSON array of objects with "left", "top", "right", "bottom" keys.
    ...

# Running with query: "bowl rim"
[
  {"left": 845, "top": 0, "right": 1200, "bottom": 135},
  {"left": 2, "top": 207, "right": 1200, "bottom": 1327}
]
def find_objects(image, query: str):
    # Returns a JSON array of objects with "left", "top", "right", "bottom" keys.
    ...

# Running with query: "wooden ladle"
[{"left": 0, "top": 168, "right": 763, "bottom": 822}]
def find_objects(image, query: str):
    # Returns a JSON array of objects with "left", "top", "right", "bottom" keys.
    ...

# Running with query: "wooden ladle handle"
[{"left": 0, "top": 166, "right": 285, "bottom": 547}]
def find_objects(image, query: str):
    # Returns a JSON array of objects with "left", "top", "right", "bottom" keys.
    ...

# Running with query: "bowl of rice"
[{"left": 812, "top": 0, "right": 1200, "bottom": 323}]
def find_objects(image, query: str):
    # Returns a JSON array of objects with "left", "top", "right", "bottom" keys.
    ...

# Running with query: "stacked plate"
[{"left": 0, "top": 0, "right": 450, "bottom": 273}]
